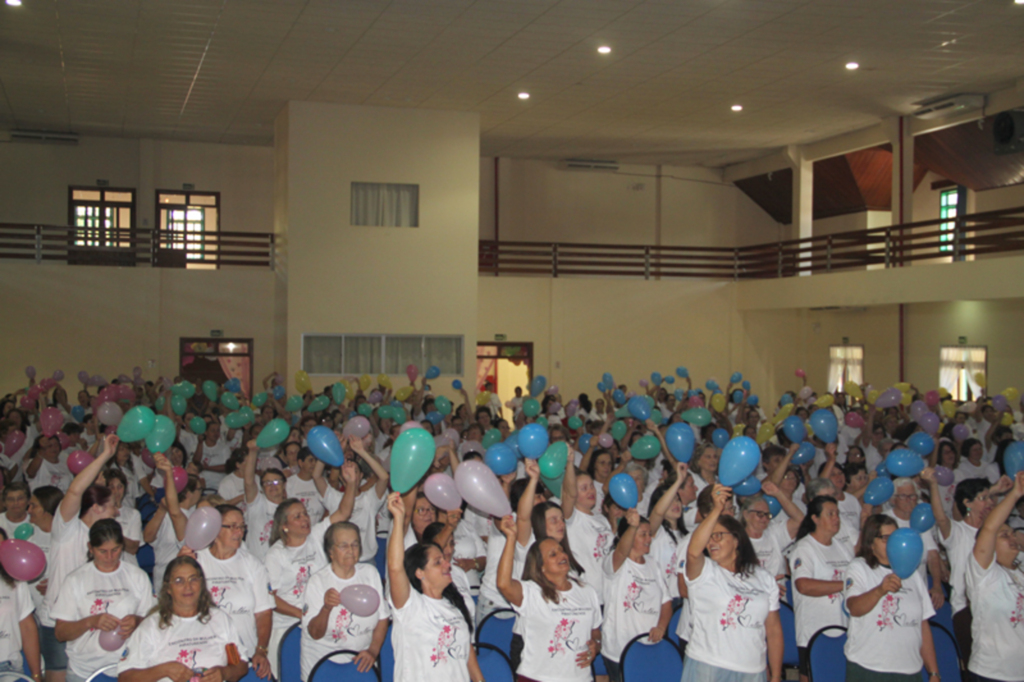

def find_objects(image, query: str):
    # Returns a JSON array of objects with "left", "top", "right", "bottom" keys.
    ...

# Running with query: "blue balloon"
[
  {"left": 887, "top": 528, "right": 924, "bottom": 579},
  {"left": 712, "top": 428, "right": 730, "bottom": 449},
  {"left": 718, "top": 436, "right": 760, "bottom": 487},
  {"left": 505, "top": 430, "right": 521, "bottom": 457},
  {"left": 910, "top": 503, "right": 935, "bottom": 533},
  {"left": 627, "top": 396, "right": 651, "bottom": 421},
  {"left": 864, "top": 477, "right": 895, "bottom": 506},
  {"left": 612, "top": 389, "right": 627, "bottom": 406},
  {"left": 779, "top": 394, "right": 793, "bottom": 406},
  {"left": 597, "top": 383, "right": 606, "bottom": 393},
  {"left": 225, "top": 378, "right": 241, "bottom": 393},
  {"left": 578, "top": 434, "right": 592, "bottom": 453},
  {"left": 1004, "top": 441, "right": 1024, "bottom": 477},
  {"left": 809, "top": 409, "right": 838, "bottom": 443},
  {"left": 732, "top": 390, "right": 744, "bottom": 404},
  {"left": 484, "top": 443, "right": 517, "bottom": 476},
  {"left": 676, "top": 366, "right": 688, "bottom": 378},
  {"left": 425, "top": 365, "right": 441, "bottom": 380},
  {"left": 730, "top": 372, "right": 742, "bottom": 384},
  {"left": 273, "top": 385, "right": 285, "bottom": 400},
  {"left": 665, "top": 423, "right": 695, "bottom": 463},
  {"left": 307, "top": 426, "right": 344, "bottom": 466},
  {"left": 688, "top": 389, "right": 700, "bottom": 398},
  {"left": 674, "top": 389, "right": 684, "bottom": 402},
  {"left": 875, "top": 460, "right": 891, "bottom": 478},
  {"left": 742, "top": 380, "right": 751, "bottom": 391},
  {"left": 518, "top": 423, "right": 549, "bottom": 459},
  {"left": 764, "top": 495, "right": 782, "bottom": 518},
  {"left": 602, "top": 373, "right": 614, "bottom": 387},
  {"left": 733, "top": 475, "right": 762, "bottom": 496},
  {"left": 425, "top": 411, "right": 444, "bottom": 425},
  {"left": 609, "top": 473, "right": 638, "bottom": 509},
  {"left": 705, "top": 380, "right": 719, "bottom": 391},
  {"left": 906, "top": 432, "right": 934, "bottom": 456},
  {"left": 650, "top": 372, "right": 662, "bottom": 386},
  {"left": 452, "top": 379, "right": 463, "bottom": 390},
  {"left": 664, "top": 376, "right": 675, "bottom": 385},
  {"left": 782, "top": 416, "right": 806, "bottom": 444},
  {"left": 390, "top": 400, "right": 402, "bottom": 409},
  {"left": 71, "top": 405, "right": 85, "bottom": 422},
  {"left": 530, "top": 375, "right": 547, "bottom": 397},
  {"left": 748, "top": 395, "right": 759, "bottom": 406},
  {"left": 886, "top": 449, "right": 924, "bottom": 477},
  {"left": 792, "top": 441, "right": 816, "bottom": 465}
]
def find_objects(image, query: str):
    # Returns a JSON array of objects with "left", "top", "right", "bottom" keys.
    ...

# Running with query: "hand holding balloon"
[{"left": 880, "top": 574, "right": 903, "bottom": 594}]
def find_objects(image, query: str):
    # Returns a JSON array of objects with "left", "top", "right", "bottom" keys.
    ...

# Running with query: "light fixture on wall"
[
  {"left": 597, "top": 46, "right": 611, "bottom": 54},
  {"left": 518, "top": 92, "right": 530, "bottom": 100},
  {"left": 6, "top": 0, "right": 23, "bottom": 6},
  {"left": 846, "top": 62, "right": 859, "bottom": 70},
  {"left": 731, "top": 104, "right": 743, "bottom": 112}
]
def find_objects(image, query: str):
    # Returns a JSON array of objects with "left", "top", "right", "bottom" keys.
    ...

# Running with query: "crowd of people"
[{"left": 0, "top": 367, "right": 1022, "bottom": 682}]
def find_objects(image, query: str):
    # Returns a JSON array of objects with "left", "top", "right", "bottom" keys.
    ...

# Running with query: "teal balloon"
[
  {"left": 392, "top": 407, "right": 408, "bottom": 424},
  {"left": 284, "top": 395, "right": 303, "bottom": 412},
  {"left": 887, "top": 528, "right": 924, "bottom": 579},
  {"left": 481, "top": 428, "right": 502, "bottom": 449},
  {"left": 202, "top": 380, "right": 219, "bottom": 402},
  {"left": 170, "top": 394, "right": 187, "bottom": 416},
  {"left": 536, "top": 416, "right": 548, "bottom": 427},
  {"left": 567, "top": 416, "right": 583, "bottom": 430},
  {"left": 378, "top": 406, "right": 394, "bottom": 421},
  {"left": 522, "top": 398, "right": 540, "bottom": 418},
  {"left": 225, "top": 411, "right": 247, "bottom": 429},
  {"left": 14, "top": 523, "right": 34, "bottom": 540},
  {"left": 145, "top": 415, "right": 176, "bottom": 453},
  {"left": 630, "top": 434, "right": 660, "bottom": 460},
  {"left": 357, "top": 403, "right": 373, "bottom": 418},
  {"left": 172, "top": 381, "right": 195, "bottom": 399},
  {"left": 390, "top": 428, "right": 436, "bottom": 494},
  {"left": 308, "top": 395, "right": 330, "bottom": 413},
  {"left": 718, "top": 436, "right": 760, "bottom": 486},
  {"left": 539, "top": 441, "right": 569, "bottom": 479},
  {"left": 189, "top": 416, "right": 207, "bottom": 435},
  {"left": 117, "top": 406, "right": 156, "bottom": 443},
  {"left": 435, "top": 395, "right": 452, "bottom": 416},
  {"left": 648, "top": 410, "right": 662, "bottom": 426},
  {"left": 256, "top": 418, "right": 290, "bottom": 448},
  {"left": 155, "top": 396, "right": 166, "bottom": 412},
  {"left": 610, "top": 420, "right": 627, "bottom": 441},
  {"left": 331, "top": 383, "right": 347, "bottom": 405},
  {"left": 238, "top": 406, "right": 254, "bottom": 424},
  {"left": 680, "top": 407, "right": 712, "bottom": 427},
  {"left": 220, "top": 392, "right": 240, "bottom": 411},
  {"left": 252, "top": 392, "right": 268, "bottom": 408},
  {"left": 540, "top": 474, "right": 563, "bottom": 498},
  {"left": 614, "top": 406, "right": 630, "bottom": 419}
]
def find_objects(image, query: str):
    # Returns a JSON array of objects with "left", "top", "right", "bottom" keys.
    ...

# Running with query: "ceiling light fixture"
[
  {"left": 597, "top": 46, "right": 611, "bottom": 54},
  {"left": 846, "top": 62, "right": 859, "bottom": 70},
  {"left": 518, "top": 92, "right": 530, "bottom": 100},
  {"left": 731, "top": 104, "right": 743, "bottom": 112},
  {"left": 6, "top": 0, "right": 23, "bottom": 6}
]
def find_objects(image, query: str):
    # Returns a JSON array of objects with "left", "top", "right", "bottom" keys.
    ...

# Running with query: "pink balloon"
[
  {"left": 40, "top": 378, "right": 57, "bottom": 391},
  {"left": 57, "top": 432, "right": 71, "bottom": 450},
  {"left": 140, "top": 449, "right": 156, "bottom": 470},
  {"left": 40, "top": 407, "right": 63, "bottom": 438},
  {"left": 117, "top": 374, "right": 130, "bottom": 384},
  {"left": 625, "top": 391, "right": 636, "bottom": 399},
  {"left": 795, "top": 368, "right": 806, "bottom": 378},
  {"left": 184, "top": 506, "right": 222, "bottom": 550},
  {"left": 918, "top": 412, "right": 940, "bottom": 436},
  {"left": 132, "top": 366, "right": 142, "bottom": 378},
  {"left": 844, "top": 412, "right": 865, "bottom": 429},
  {"left": 339, "top": 584, "right": 381, "bottom": 618},
  {"left": 453, "top": 460, "right": 511, "bottom": 518},
  {"left": 934, "top": 465, "right": 955, "bottom": 487},
  {"left": 423, "top": 473, "right": 463, "bottom": 511},
  {"left": 53, "top": 369, "right": 65, "bottom": 382},
  {"left": 924, "top": 390, "right": 940, "bottom": 408},
  {"left": 120, "top": 384, "right": 136, "bottom": 402},
  {"left": 97, "top": 402, "right": 123, "bottom": 426},
  {"left": 689, "top": 396, "right": 705, "bottom": 408},
  {"left": 67, "top": 450, "right": 95, "bottom": 475},
  {"left": 399, "top": 420, "right": 424, "bottom": 435},
  {"left": 98, "top": 630, "right": 126, "bottom": 652},
  {"left": 952, "top": 423, "right": 970, "bottom": 441},
  {"left": 342, "top": 416, "right": 371, "bottom": 439},
  {"left": 92, "top": 375, "right": 107, "bottom": 387},
  {"left": 598, "top": 433, "right": 614, "bottom": 448},
  {"left": 639, "top": 379, "right": 649, "bottom": 387},
  {"left": 159, "top": 466, "right": 188, "bottom": 494},
  {"left": 3, "top": 431, "right": 26, "bottom": 456},
  {"left": 443, "top": 428, "right": 461, "bottom": 446},
  {"left": 27, "top": 386, "right": 41, "bottom": 401},
  {"left": 406, "top": 364, "right": 419, "bottom": 384},
  {"left": 19, "top": 396, "right": 35, "bottom": 411},
  {"left": 0, "top": 539, "right": 45, "bottom": 581}
]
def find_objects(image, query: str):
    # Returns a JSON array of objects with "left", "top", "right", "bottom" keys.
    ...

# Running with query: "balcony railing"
[
  {"left": 0, "top": 224, "right": 275, "bottom": 269},
  {"left": 479, "top": 205, "right": 1024, "bottom": 280}
]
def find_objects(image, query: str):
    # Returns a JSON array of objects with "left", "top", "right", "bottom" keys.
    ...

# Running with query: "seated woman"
[
  {"left": 0, "top": 528, "right": 42, "bottom": 680},
  {"left": 117, "top": 556, "right": 249, "bottom": 682},
  {"left": 53, "top": 520, "right": 155, "bottom": 682}
]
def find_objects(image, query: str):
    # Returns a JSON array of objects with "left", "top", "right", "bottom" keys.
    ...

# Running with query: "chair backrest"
[
  {"left": 667, "top": 603, "right": 682, "bottom": 646},
  {"left": 785, "top": 578, "right": 793, "bottom": 606},
  {"left": 925, "top": 623, "right": 963, "bottom": 682},
  {"left": 476, "top": 644, "right": 514, "bottom": 682},
  {"left": 278, "top": 623, "right": 302, "bottom": 682},
  {"left": 83, "top": 663, "right": 119, "bottom": 682},
  {"left": 620, "top": 634, "right": 683, "bottom": 682},
  {"left": 929, "top": 600, "right": 954, "bottom": 635},
  {"left": 808, "top": 626, "right": 848, "bottom": 682},
  {"left": 0, "top": 673, "right": 34, "bottom": 682},
  {"left": 309, "top": 651, "right": 381, "bottom": 682},
  {"left": 136, "top": 544, "right": 155, "bottom": 570},
  {"left": 374, "top": 539, "right": 387, "bottom": 583},
  {"left": 475, "top": 608, "right": 516, "bottom": 649},
  {"left": 379, "top": 622, "right": 394, "bottom": 682},
  {"left": 778, "top": 602, "right": 800, "bottom": 668}
]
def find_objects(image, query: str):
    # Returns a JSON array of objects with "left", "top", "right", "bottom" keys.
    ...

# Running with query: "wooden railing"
[
  {"left": 0, "top": 224, "right": 275, "bottom": 269},
  {"left": 479, "top": 205, "right": 1024, "bottom": 280}
]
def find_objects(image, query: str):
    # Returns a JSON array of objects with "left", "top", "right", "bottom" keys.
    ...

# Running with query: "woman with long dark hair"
[
  {"left": 0, "top": 528, "right": 42, "bottom": 680},
  {"left": 646, "top": 464, "right": 692, "bottom": 600}
]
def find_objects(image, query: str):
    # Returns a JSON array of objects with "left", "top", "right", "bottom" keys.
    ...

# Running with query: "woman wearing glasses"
[
  {"left": 683, "top": 483, "right": 783, "bottom": 682},
  {"left": 118, "top": 556, "right": 249, "bottom": 682},
  {"left": 740, "top": 495, "right": 786, "bottom": 588},
  {"left": 887, "top": 478, "right": 944, "bottom": 608},
  {"left": 242, "top": 441, "right": 288, "bottom": 562},
  {"left": 843, "top": 515, "right": 938, "bottom": 682},
  {"left": 185, "top": 505, "right": 275, "bottom": 679}
]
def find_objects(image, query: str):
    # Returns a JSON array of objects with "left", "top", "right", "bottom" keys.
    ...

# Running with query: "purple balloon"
[
  {"left": 993, "top": 395, "right": 1008, "bottom": 412},
  {"left": 910, "top": 400, "right": 928, "bottom": 422},
  {"left": 454, "top": 460, "right": 511, "bottom": 518},
  {"left": 340, "top": 584, "right": 381, "bottom": 618},
  {"left": 548, "top": 402, "right": 562, "bottom": 415},
  {"left": 98, "top": 629, "right": 126, "bottom": 652},
  {"left": 368, "top": 390, "right": 383, "bottom": 404},
  {"left": 77, "top": 370, "right": 90, "bottom": 384},
  {"left": 874, "top": 388, "right": 903, "bottom": 409},
  {"left": 934, "top": 465, "right": 955, "bottom": 487},
  {"left": 53, "top": 369, "right": 65, "bottom": 382},
  {"left": 565, "top": 401, "right": 578, "bottom": 417},
  {"left": 184, "top": 506, "right": 222, "bottom": 550},
  {"left": 952, "top": 423, "right": 971, "bottom": 441},
  {"left": 342, "top": 416, "right": 371, "bottom": 438},
  {"left": 598, "top": 433, "right": 614, "bottom": 448},
  {"left": 917, "top": 412, "right": 940, "bottom": 436},
  {"left": 423, "top": 473, "right": 462, "bottom": 511}
]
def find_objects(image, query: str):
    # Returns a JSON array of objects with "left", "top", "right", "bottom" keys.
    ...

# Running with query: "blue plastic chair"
[
  {"left": 785, "top": 578, "right": 793, "bottom": 606},
  {"left": 278, "top": 623, "right": 302, "bottom": 682},
  {"left": 83, "top": 664, "right": 118, "bottom": 682},
  {"left": 923, "top": 623, "right": 963, "bottom": 682},
  {"left": 236, "top": 667, "right": 263, "bottom": 682},
  {"left": 620, "top": 633, "right": 683, "bottom": 682},
  {"left": 476, "top": 643, "right": 514, "bottom": 682},
  {"left": 136, "top": 544, "right": 155, "bottom": 581},
  {"left": 808, "top": 626, "right": 848, "bottom": 682},
  {"left": 475, "top": 608, "right": 516, "bottom": 650},
  {"left": 779, "top": 602, "right": 800, "bottom": 670},
  {"left": 309, "top": 651, "right": 380, "bottom": 682},
  {"left": 667, "top": 603, "right": 682, "bottom": 646},
  {"left": 375, "top": 538, "right": 387, "bottom": 582},
  {"left": 930, "top": 599, "right": 954, "bottom": 634},
  {"left": 379, "top": 622, "right": 394, "bottom": 682}
]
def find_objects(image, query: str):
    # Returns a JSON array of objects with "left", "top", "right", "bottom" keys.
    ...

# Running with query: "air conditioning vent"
[
  {"left": 7, "top": 129, "right": 79, "bottom": 145},
  {"left": 557, "top": 158, "right": 620, "bottom": 172},
  {"left": 912, "top": 94, "right": 985, "bottom": 120},
  {"left": 994, "top": 110, "right": 1024, "bottom": 155}
]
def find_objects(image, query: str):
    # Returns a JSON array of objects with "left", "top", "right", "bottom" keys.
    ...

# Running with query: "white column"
[
  {"left": 887, "top": 116, "right": 914, "bottom": 226},
  {"left": 790, "top": 146, "right": 813, "bottom": 275}
]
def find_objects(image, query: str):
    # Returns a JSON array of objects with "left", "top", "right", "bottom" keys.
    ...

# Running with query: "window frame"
[
  {"left": 156, "top": 190, "right": 221, "bottom": 267},
  {"left": 67, "top": 186, "right": 136, "bottom": 248},
  {"left": 939, "top": 345, "right": 987, "bottom": 401},
  {"left": 939, "top": 188, "right": 958, "bottom": 254},
  {"left": 827, "top": 344, "right": 865, "bottom": 394},
  {"left": 301, "top": 333, "right": 464, "bottom": 376}
]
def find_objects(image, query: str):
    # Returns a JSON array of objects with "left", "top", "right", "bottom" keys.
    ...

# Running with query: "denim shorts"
[{"left": 38, "top": 623, "right": 68, "bottom": 672}]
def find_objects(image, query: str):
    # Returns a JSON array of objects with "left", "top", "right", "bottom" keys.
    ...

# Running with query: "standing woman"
[
  {"left": 843, "top": 515, "right": 939, "bottom": 682},
  {"left": 789, "top": 496, "right": 853, "bottom": 682},
  {"left": 143, "top": 456, "right": 201, "bottom": 588},
  {"left": 0, "top": 528, "right": 42, "bottom": 680},
  {"left": 644, "top": 465, "right": 691, "bottom": 600},
  {"left": 52, "top": 520, "right": 155, "bottom": 682},
  {"left": 965, "top": 470, "right": 1024, "bottom": 682},
  {"left": 562, "top": 463, "right": 614, "bottom": 605},
  {"left": 385, "top": 492, "right": 482, "bottom": 682},
  {"left": 683, "top": 484, "right": 783, "bottom": 682},
  {"left": 242, "top": 440, "right": 289, "bottom": 562}
]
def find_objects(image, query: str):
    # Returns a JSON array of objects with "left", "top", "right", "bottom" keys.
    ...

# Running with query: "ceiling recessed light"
[
  {"left": 846, "top": 62, "right": 859, "bottom": 70},
  {"left": 6, "top": 0, "right": 23, "bottom": 6},
  {"left": 731, "top": 104, "right": 743, "bottom": 112},
  {"left": 518, "top": 92, "right": 530, "bottom": 100},
  {"left": 597, "top": 46, "right": 611, "bottom": 54}
]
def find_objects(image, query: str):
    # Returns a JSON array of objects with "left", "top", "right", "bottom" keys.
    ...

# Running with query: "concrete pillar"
[
  {"left": 789, "top": 145, "right": 813, "bottom": 275},
  {"left": 887, "top": 116, "right": 914, "bottom": 226}
]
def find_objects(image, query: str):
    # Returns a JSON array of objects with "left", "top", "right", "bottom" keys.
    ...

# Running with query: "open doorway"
[
  {"left": 476, "top": 343, "right": 532, "bottom": 419},
  {"left": 180, "top": 338, "right": 254, "bottom": 398}
]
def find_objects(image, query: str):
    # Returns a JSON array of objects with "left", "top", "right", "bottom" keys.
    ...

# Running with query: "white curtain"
[
  {"left": 350, "top": 183, "right": 419, "bottom": 227},
  {"left": 939, "top": 346, "right": 986, "bottom": 400},
  {"left": 828, "top": 345, "right": 864, "bottom": 393},
  {"left": 343, "top": 336, "right": 383, "bottom": 374}
]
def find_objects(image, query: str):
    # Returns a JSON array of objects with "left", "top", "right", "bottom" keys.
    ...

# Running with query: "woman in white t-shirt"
[
  {"left": 25, "top": 435, "right": 73, "bottom": 493},
  {"left": 241, "top": 441, "right": 288, "bottom": 561},
  {"left": 844, "top": 514, "right": 939, "bottom": 682},
  {"left": 0, "top": 528, "right": 42, "bottom": 678},
  {"left": 640, "top": 464, "right": 690, "bottom": 601},
  {"left": 683, "top": 483, "right": 783, "bottom": 682},
  {"left": 932, "top": 440, "right": 959, "bottom": 518},
  {"left": 117, "top": 556, "right": 249, "bottom": 682},
  {"left": 26, "top": 486, "right": 61, "bottom": 610},
  {"left": 103, "top": 469, "right": 141, "bottom": 565},
  {"left": 385, "top": 492, "right": 482, "bottom": 682},
  {"left": 956, "top": 438, "right": 1000, "bottom": 485},
  {"left": 965, "top": 470, "right": 1024, "bottom": 682},
  {"left": 561, "top": 463, "right": 614, "bottom": 605},
  {"left": 216, "top": 448, "right": 250, "bottom": 509},
  {"left": 143, "top": 457, "right": 202, "bottom": 589},
  {"left": 789, "top": 496, "right": 853, "bottom": 682},
  {"left": 740, "top": 494, "right": 786, "bottom": 586},
  {"left": 301, "top": 522, "right": 389, "bottom": 681},
  {"left": 52, "top": 520, "right": 155, "bottom": 682}
]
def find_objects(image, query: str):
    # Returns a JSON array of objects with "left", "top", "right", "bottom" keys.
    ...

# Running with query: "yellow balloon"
[
  {"left": 773, "top": 404, "right": 794, "bottom": 425},
  {"left": 733, "top": 423, "right": 745, "bottom": 437},
  {"left": 814, "top": 394, "right": 834, "bottom": 408},
  {"left": 974, "top": 372, "right": 986, "bottom": 388},
  {"left": 395, "top": 386, "right": 413, "bottom": 402},
  {"left": 349, "top": 380, "right": 360, "bottom": 397},
  {"left": 937, "top": 387, "right": 950, "bottom": 399},
  {"left": 1002, "top": 387, "right": 1020, "bottom": 404},
  {"left": 711, "top": 393, "right": 726, "bottom": 413},
  {"left": 805, "top": 422, "right": 815, "bottom": 438},
  {"left": 845, "top": 383, "right": 863, "bottom": 400},
  {"left": 1001, "top": 412, "right": 1014, "bottom": 426},
  {"left": 900, "top": 391, "right": 913, "bottom": 407},
  {"left": 476, "top": 391, "right": 491, "bottom": 406},
  {"left": 941, "top": 400, "right": 956, "bottom": 419},
  {"left": 377, "top": 374, "right": 393, "bottom": 390},
  {"left": 294, "top": 370, "right": 311, "bottom": 394},
  {"left": 894, "top": 382, "right": 911, "bottom": 393},
  {"left": 756, "top": 422, "right": 775, "bottom": 445},
  {"left": 359, "top": 374, "right": 372, "bottom": 392}
]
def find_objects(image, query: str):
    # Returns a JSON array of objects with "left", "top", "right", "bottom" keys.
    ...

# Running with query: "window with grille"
[
  {"left": 68, "top": 187, "right": 135, "bottom": 247},
  {"left": 157, "top": 191, "right": 220, "bottom": 269},
  {"left": 827, "top": 345, "right": 864, "bottom": 394},
  {"left": 302, "top": 334, "right": 463, "bottom": 376},
  {"left": 939, "top": 346, "right": 986, "bottom": 401},
  {"left": 939, "top": 189, "right": 958, "bottom": 253}
]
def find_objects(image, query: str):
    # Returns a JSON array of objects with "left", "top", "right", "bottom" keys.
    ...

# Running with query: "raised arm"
[
  {"left": 920, "top": 467, "right": 951, "bottom": 540},
  {"left": 612, "top": 509, "right": 639, "bottom": 572},
  {"left": 494, "top": 515, "right": 524, "bottom": 607},
  {"left": 350, "top": 435, "right": 389, "bottom": 496},
  {"left": 386, "top": 492, "right": 411, "bottom": 609},
  {"left": 760, "top": 480, "right": 804, "bottom": 539},
  {"left": 974, "top": 471, "right": 1024, "bottom": 569},
  {"left": 858, "top": 405, "right": 876, "bottom": 448},
  {"left": 646, "top": 419, "right": 675, "bottom": 464},
  {"left": 517, "top": 459, "right": 541, "bottom": 547},
  {"left": 561, "top": 460, "right": 578, "bottom": 521},
  {"left": 768, "top": 443, "right": 798, "bottom": 489},
  {"left": 686, "top": 483, "right": 732, "bottom": 580},
  {"left": 649, "top": 462, "right": 687, "bottom": 532},
  {"left": 243, "top": 440, "right": 259, "bottom": 505},
  {"left": 329, "top": 463, "right": 360, "bottom": 524},
  {"left": 59, "top": 433, "right": 118, "bottom": 522},
  {"left": 156, "top": 454, "right": 188, "bottom": 542}
]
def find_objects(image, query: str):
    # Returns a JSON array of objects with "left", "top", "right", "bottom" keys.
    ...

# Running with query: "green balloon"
[
  {"left": 681, "top": 407, "right": 712, "bottom": 427},
  {"left": 481, "top": 428, "right": 502, "bottom": 449},
  {"left": 170, "top": 394, "right": 187, "bottom": 416},
  {"left": 284, "top": 395, "right": 303, "bottom": 412},
  {"left": 239, "top": 406, "right": 254, "bottom": 425},
  {"left": 189, "top": 416, "right": 207, "bottom": 435},
  {"left": 610, "top": 420, "right": 627, "bottom": 441},
  {"left": 331, "top": 382, "right": 347, "bottom": 405},
  {"left": 434, "top": 395, "right": 452, "bottom": 416},
  {"left": 390, "top": 428, "right": 436, "bottom": 494},
  {"left": 252, "top": 392, "right": 268, "bottom": 408},
  {"left": 539, "top": 441, "right": 569, "bottom": 479},
  {"left": 567, "top": 416, "right": 583, "bottom": 430},
  {"left": 392, "top": 407, "right": 408, "bottom": 424},
  {"left": 220, "top": 392, "right": 240, "bottom": 411},
  {"left": 13, "top": 523, "right": 34, "bottom": 540},
  {"left": 630, "top": 434, "right": 661, "bottom": 460},
  {"left": 522, "top": 398, "right": 540, "bottom": 418},
  {"left": 540, "top": 473, "right": 563, "bottom": 498},
  {"left": 614, "top": 406, "right": 630, "bottom": 419},
  {"left": 117, "top": 405, "right": 156, "bottom": 443},
  {"left": 225, "top": 411, "right": 247, "bottom": 429},
  {"left": 536, "top": 416, "right": 548, "bottom": 428},
  {"left": 172, "top": 381, "right": 196, "bottom": 399},
  {"left": 203, "top": 380, "right": 219, "bottom": 402},
  {"left": 643, "top": 395, "right": 656, "bottom": 409},
  {"left": 357, "top": 403, "right": 373, "bottom": 417},
  {"left": 308, "top": 395, "right": 330, "bottom": 413},
  {"left": 145, "top": 415, "right": 176, "bottom": 453},
  {"left": 155, "top": 396, "right": 165, "bottom": 412},
  {"left": 648, "top": 410, "right": 662, "bottom": 426},
  {"left": 256, "top": 418, "right": 290, "bottom": 448}
]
